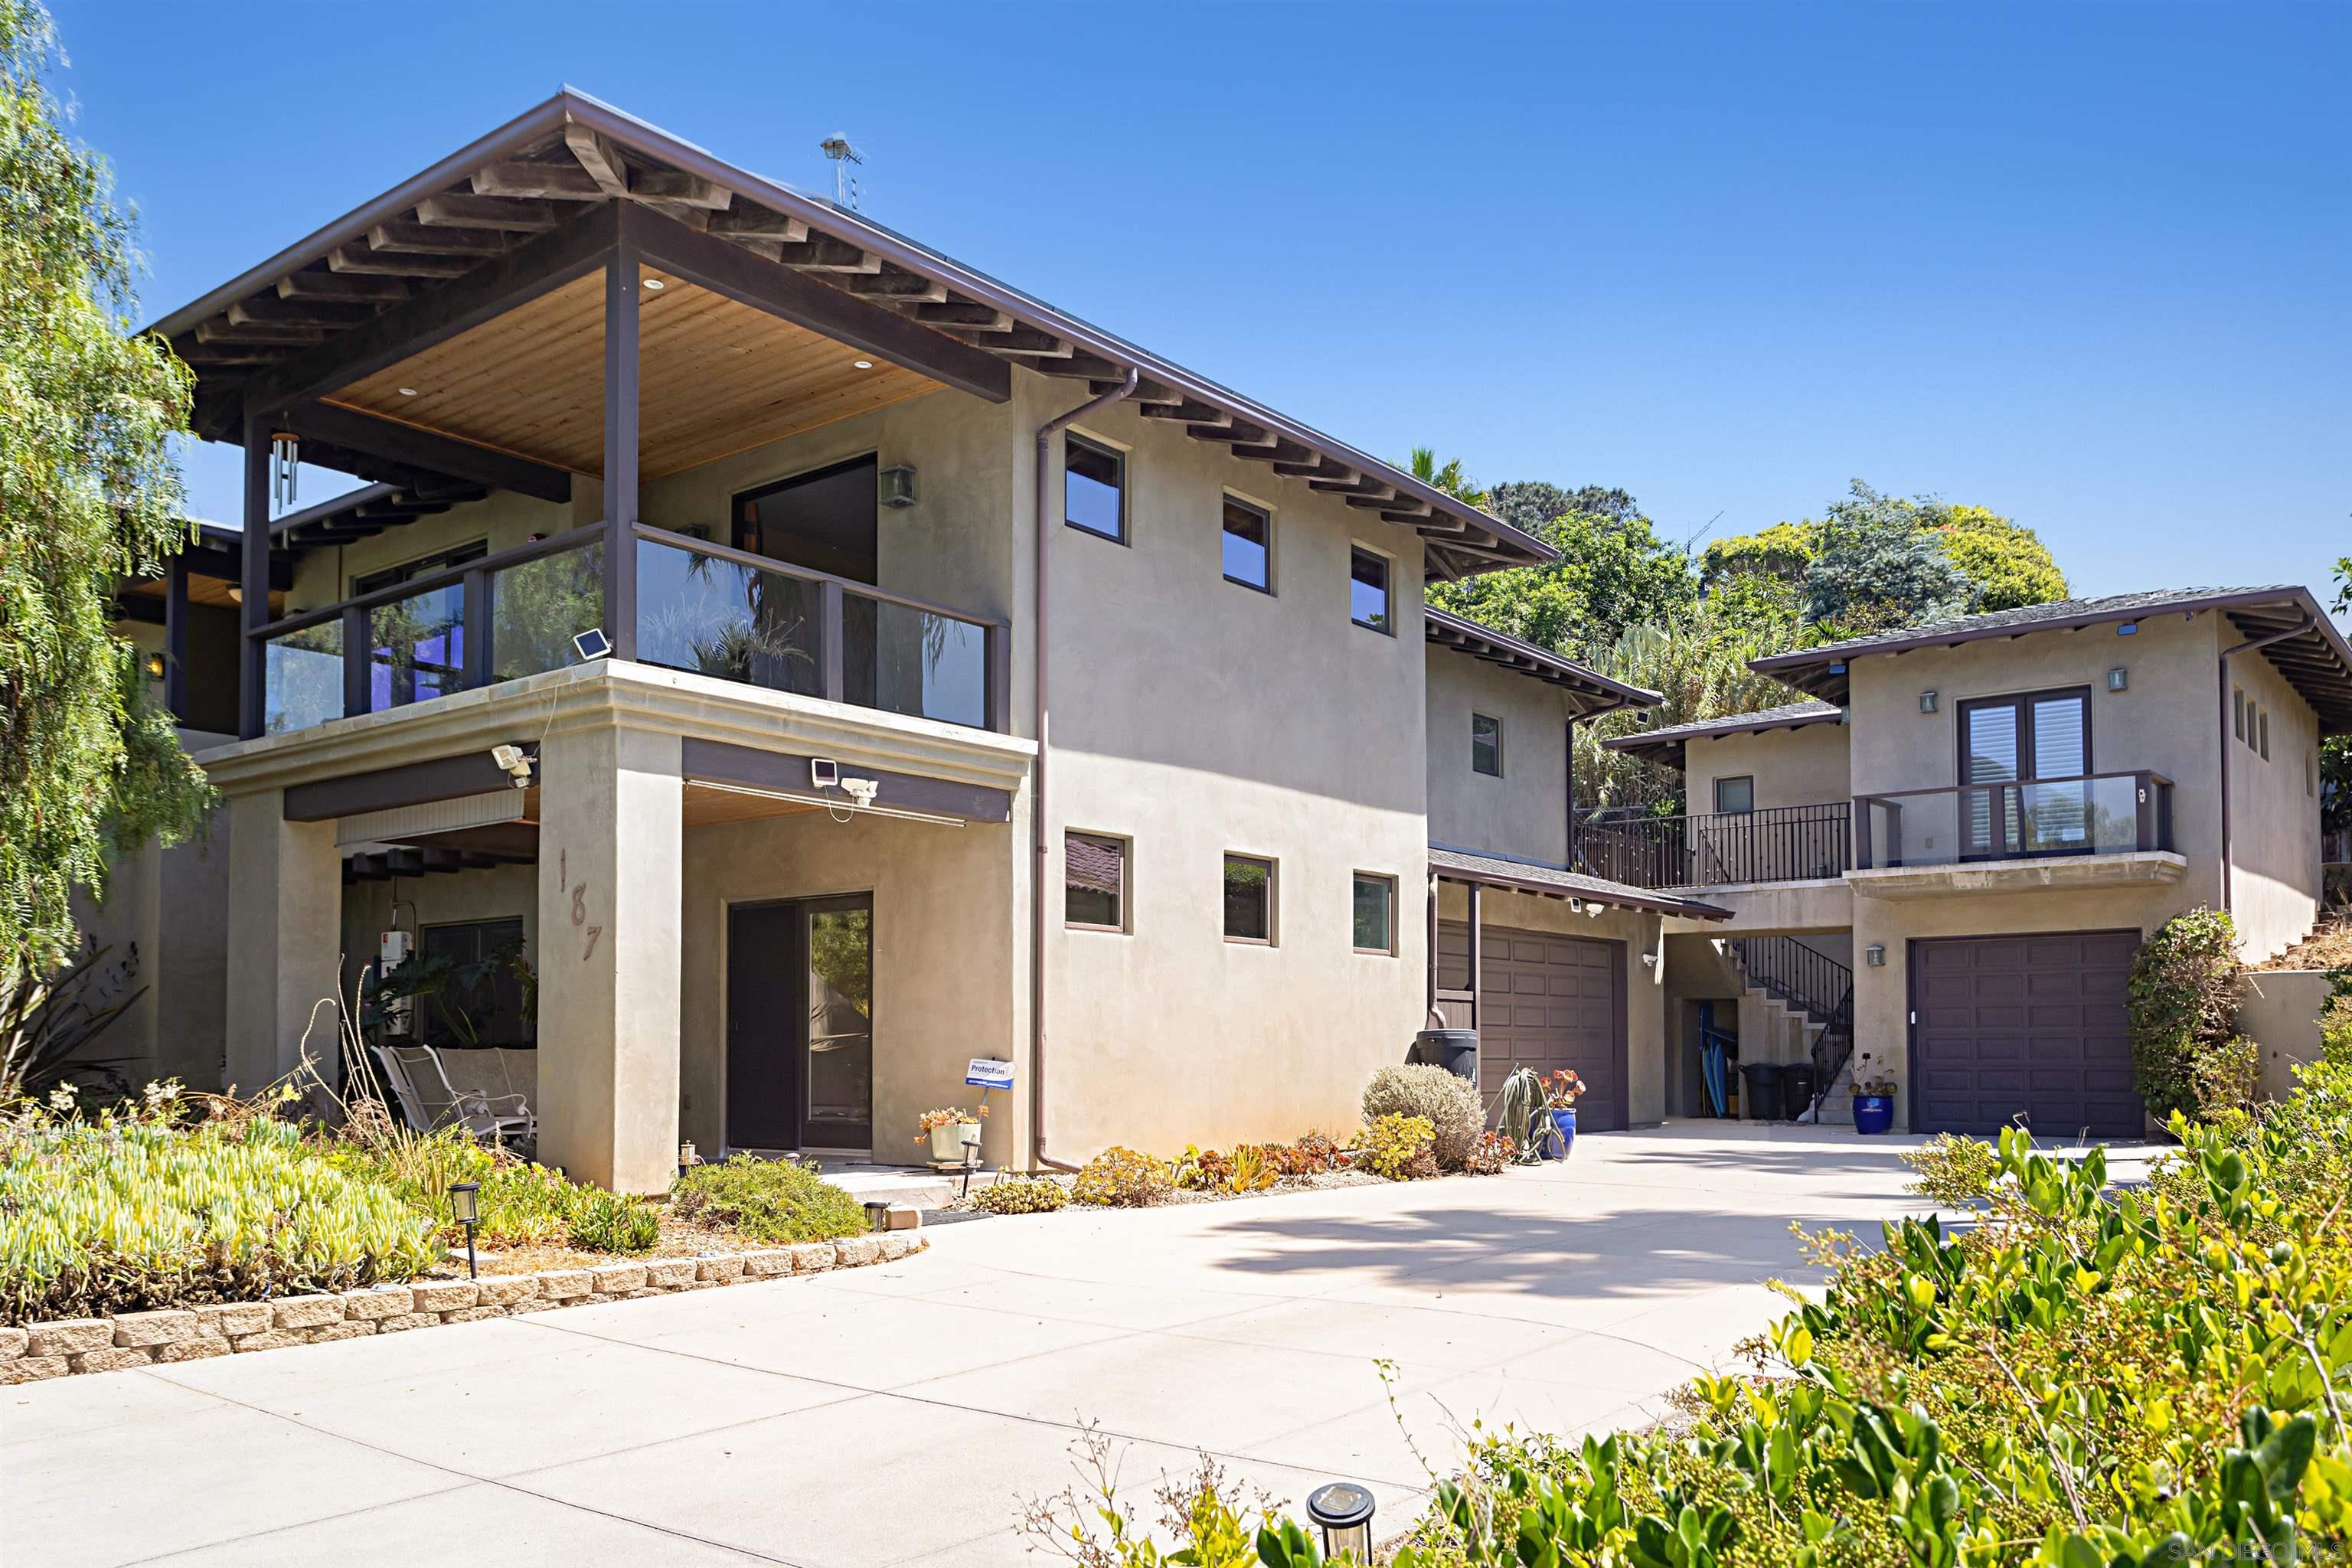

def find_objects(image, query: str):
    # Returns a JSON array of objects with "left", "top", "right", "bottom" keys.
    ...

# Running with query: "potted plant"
[
  {"left": 916, "top": 1104, "right": 987, "bottom": 1163},
  {"left": 1538, "top": 1070, "right": 1586, "bottom": 1158},
  {"left": 1851, "top": 1055, "right": 1896, "bottom": 1135}
]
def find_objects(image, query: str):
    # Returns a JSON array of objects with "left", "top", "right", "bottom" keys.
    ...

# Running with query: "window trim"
[
  {"left": 1955, "top": 685, "right": 2093, "bottom": 785},
  {"left": 1063, "top": 830, "right": 1130, "bottom": 934},
  {"left": 1348, "top": 544, "right": 1394, "bottom": 635},
  {"left": 1470, "top": 712, "right": 1504, "bottom": 777},
  {"left": 1221, "top": 852, "right": 1278, "bottom": 946},
  {"left": 351, "top": 538, "right": 488, "bottom": 598},
  {"left": 2234, "top": 687, "right": 2247, "bottom": 742},
  {"left": 1062, "top": 430, "right": 1128, "bottom": 545},
  {"left": 2259, "top": 707, "right": 2270, "bottom": 760},
  {"left": 1351, "top": 871, "right": 1399, "bottom": 957},
  {"left": 1713, "top": 774, "right": 1756, "bottom": 815},
  {"left": 1220, "top": 492, "right": 1274, "bottom": 594}
]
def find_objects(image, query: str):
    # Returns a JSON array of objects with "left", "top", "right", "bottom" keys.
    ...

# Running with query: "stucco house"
[
  {"left": 1596, "top": 587, "right": 2352, "bottom": 1138},
  {"left": 101, "top": 92, "right": 1734, "bottom": 1191}
]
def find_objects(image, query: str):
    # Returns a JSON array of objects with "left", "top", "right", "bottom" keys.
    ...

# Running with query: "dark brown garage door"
[
  {"left": 1439, "top": 920, "right": 1628, "bottom": 1132},
  {"left": 1910, "top": 931, "right": 2141, "bottom": 1138}
]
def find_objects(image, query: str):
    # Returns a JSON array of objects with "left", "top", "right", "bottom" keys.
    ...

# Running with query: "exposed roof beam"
[
  {"left": 471, "top": 160, "right": 605, "bottom": 201},
  {"left": 414, "top": 193, "right": 567, "bottom": 232},
  {"left": 284, "top": 402, "right": 576, "bottom": 503},
  {"left": 328, "top": 244, "right": 472, "bottom": 279},
  {"left": 619, "top": 204, "right": 1011, "bottom": 403},
  {"left": 366, "top": 220, "right": 511, "bottom": 257},
  {"left": 277, "top": 271, "right": 413, "bottom": 304}
]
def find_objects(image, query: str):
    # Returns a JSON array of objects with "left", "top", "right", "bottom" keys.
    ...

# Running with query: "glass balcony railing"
[
  {"left": 1854, "top": 772, "right": 2174, "bottom": 869},
  {"left": 248, "top": 523, "right": 1003, "bottom": 739}
]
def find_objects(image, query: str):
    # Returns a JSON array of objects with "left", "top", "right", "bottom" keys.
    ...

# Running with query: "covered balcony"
[{"left": 1848, "top": 770, "right": 2184, "bottom": 897}]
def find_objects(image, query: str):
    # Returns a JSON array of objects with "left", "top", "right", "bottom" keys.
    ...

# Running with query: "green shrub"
[
  {"left": 1357, "top": 1112, "right": 1437, "bottom": 1181},
  {"left": 969, "top": 1176, "right": 1068, "bottom": 1214},
  {"left": 670, "top": 1155, "right": 866, "bottom": 1243},
  {"left": 324, "top": 1125, "right": 601, "bottom": 1248},
  {"left": 1362, "top": 1064, "right": 1482, "bottom": 1171},
  {"left": 0, "top": 1109, "right": 439, "bottom": 1321},
  {"left": 1903, "top": 1130, "right": 2001, "bottom": 1207},
  {"left": 2321, "top": 991, "right": 2352, "bottom": 1067},
  {"left": 2128, "top": 906, "right": 2244, "bottom": 1121},
  {"left": 570, "top": 1191, "right": 660, "bottom": 1253},
  {"left": 1365, "top": 1083, "right": 2352, "bottom": 1568},
  {"left": 1072, "top": 1145, "right": 1172, "bottom": 1207}
]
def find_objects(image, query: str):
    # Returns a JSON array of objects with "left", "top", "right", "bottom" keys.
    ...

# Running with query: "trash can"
[
  {"left": 1413, "top": 1028, "right": 1478, "bottom": 1085},
  {"left": 1739, "top": 1060, "right": 1785, "bottom": 1122},
  {"left": 1781, "top": 1063, "right": 1818, "bottom": 1119}
]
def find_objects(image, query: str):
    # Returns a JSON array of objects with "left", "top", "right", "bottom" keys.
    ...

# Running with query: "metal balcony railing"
[
  {"left": 1574, "top": 802, "right": 1851, "bottom": 891},
  {"left": 1853, "top": 771, "right": 2174, "bottom": 870}
]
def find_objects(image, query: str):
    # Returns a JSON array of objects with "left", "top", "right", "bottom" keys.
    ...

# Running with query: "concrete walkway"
[{"left": 7, "top": 1125, "right": 1947, "bottom": 1567}]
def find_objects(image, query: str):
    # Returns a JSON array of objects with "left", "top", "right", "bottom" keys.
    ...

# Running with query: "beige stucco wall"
[
  {"left": 1433, "top": 881, "right": 1668, "bottom": 1125},
  {"left": 2242, "top": 969, "right": 2337, "bottom": 1101},
  {"left": 1024, "top": 372, "right": 1433, "bottom": 1158},
  {"left": 288, "top": 487, "right": 586, "bottom": 612},
  {"left": 678, "top": 805, "right": 1024, "bottom": 1169},
  {"left": 1424, "top": 646, "right": 1576, "bottom": 864},
  {"left": 1681, "top": 720, "right": 1850, "bottom": 817},
  {"left": 2228, "top": 635, "right": 2324, "bottom": 961}
]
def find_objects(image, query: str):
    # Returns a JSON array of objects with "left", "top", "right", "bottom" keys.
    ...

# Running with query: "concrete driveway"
[{"left": 6, "top": 1125, "right": 1937, "bottom": 1567}]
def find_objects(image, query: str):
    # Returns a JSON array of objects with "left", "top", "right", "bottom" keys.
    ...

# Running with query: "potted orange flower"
[
  {"left": 916, "top": 1104, "right": 986, "bottom": 1163},
  {"left": 1539, "top": 1070, "right": 1586, "bottom": 1158}
]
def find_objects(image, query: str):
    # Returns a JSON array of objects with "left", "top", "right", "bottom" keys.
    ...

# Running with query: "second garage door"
[
  {"left": 1439, "top": 920, "right": 1628, "bottom": 1132},
  {"left": 1911, "top": 931, "right": 2141, "bottom": 1138}
]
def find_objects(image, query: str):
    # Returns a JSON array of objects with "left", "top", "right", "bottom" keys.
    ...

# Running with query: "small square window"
[
  {"left": 1064, "top": 434, "right": 1125, "bottom": 542},
  {"left": 2233, "top": 688, "right": 2246, "bottom": 742},
  {"left": 1223, "top": 854, "right": 1274, "bottom": 943},
  {"left": 1221, "top": 495, "right": 1271, "bottom": 592},
  {"left": 1471, "top": 713, "right": 1503, "bottom": 777},
  {"left": 2259, "top": 708, "right": 2270, "bottom": 760},
  {"left": 1349, "top": 547, "right": 1390, "bottom": 632},
  {"left": 1352, "top": 873, "right": 1396, "bottom": 955},
  {"left": 1065, "top": 832, "right": 1127, "bottom": 930},
  {"left": 1715, "top": 776, "right": 1756, "bottom": 815}
]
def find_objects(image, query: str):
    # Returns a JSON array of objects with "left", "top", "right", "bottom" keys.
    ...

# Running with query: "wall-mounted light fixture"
[
  {"left": 878, "top": 463, "right": 919, "bottom": 508},
  {"left": 2108, "top": 667, "right": 2129, "bottom": 692},
  {"left": 1864, "top": 943, "right": 1886, "bottom": 967},
  {"left": 1919, "top": 689, "right": 1938, "bottom": 714},
  {"left": 145, "top": 652, "right": 167, "bottom": 679}
]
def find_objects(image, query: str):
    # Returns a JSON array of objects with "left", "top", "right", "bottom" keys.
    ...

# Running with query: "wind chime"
[{"left": 269, "top": 428, "right": 300, "bottom": 514}]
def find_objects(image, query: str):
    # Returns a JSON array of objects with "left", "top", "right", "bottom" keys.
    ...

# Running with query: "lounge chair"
[{"left": 372, "top": 1043, "right": 535, "bottom": 1147}]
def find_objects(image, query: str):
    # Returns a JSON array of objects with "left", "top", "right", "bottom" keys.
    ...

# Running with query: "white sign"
[{"left": 965, "top": 1057, "right": 1014, "bottom": 1090}]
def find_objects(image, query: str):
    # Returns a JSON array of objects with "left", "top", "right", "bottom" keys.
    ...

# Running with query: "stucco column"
[
  {"left": 223, "top": 789, "right": 341, "bottom": 1096},
  {"left": 534, "top": 724, "right": 682, "bottom": 1193}
]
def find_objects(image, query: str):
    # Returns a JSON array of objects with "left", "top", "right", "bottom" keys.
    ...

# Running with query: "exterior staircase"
[{"left": 1726, "top": 936, "right": 1855, "bottom": 1122}]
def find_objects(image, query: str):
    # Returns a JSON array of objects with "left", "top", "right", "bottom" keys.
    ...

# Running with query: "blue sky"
[{"left": 51, "top": 2, "right": 2350, "bottom": 616}]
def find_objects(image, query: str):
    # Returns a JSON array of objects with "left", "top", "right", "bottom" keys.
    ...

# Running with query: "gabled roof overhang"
[{"left": 149, "top": 91, "right": 1554, "bottom": 580}]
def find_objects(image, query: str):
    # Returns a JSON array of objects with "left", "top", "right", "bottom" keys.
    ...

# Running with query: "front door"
[{"left": 725, "top": 895, "right": 874, "bottom": 1152}]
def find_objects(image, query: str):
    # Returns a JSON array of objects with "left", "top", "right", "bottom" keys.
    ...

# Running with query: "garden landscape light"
[
  {"left": 449, "top": 1181, "right": 480, "bottom": 1280},
  {"left": 1305, "top": 1481, "right": 1375, "bottom": 1561}
]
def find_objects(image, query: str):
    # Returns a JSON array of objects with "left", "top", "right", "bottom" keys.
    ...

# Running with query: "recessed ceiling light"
[
  {"left": 642, "top": 277, "right": 666, "bottom": 290},
  {"left": 851, "top": 359, "right": 874, "bottom": 370},
  {"left": 397, "top": 387, "right": 418, "bottom": 397}
]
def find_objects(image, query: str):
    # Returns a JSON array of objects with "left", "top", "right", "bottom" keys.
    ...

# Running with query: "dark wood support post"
[
  {"left": 818, "top": 580, "right": 845, "bottom": 703},
  {"left": 601, "top": 246, "right": 641, "bottom": 662},
  {"left": 341, "top": 604, "right": 370, "bottom": 719},
  {"left": 1465, "top": 880, "right": 1484, "bottom": 1032},
  {"left": 162, "top": 554, "right": 189, "bottom": 721},
  {"left": 238, "top": 411, "right": 272, "bottom": 738},
  {"left": 462, "top": 566, "right": 490, "bottom": 688}
]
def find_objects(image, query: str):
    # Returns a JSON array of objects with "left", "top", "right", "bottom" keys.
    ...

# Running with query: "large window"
[
  {"left": 1221, "top": 496, "right": 1271, "bottom": 592},
  {"left": 1714, "top": 775, "right": 1755, "bottom": 815},
  {"left": 1064, "top": 434, "right": 1125, "bottom": 543},
  {"left": 1471, "top": 713, "right": 1503, "bottom": 777},
  {"left": 1065, "top": 832, "right": 1128, "bottom": 931},
  {"left": 1959, "top": 687, "right": 2091, "bottom": 857},
  {"left": 1223, "top": 854, "right": 1275, "bottom": 944},
  {"left": 411, "top": 917, "right": 529, "bottom": 1047},
  {"left": 1352, "top": 873, "right": 1396, "bottom": 956},
  {"left": 1349, "top": 547, "right": 1390, "bottom": 632}
]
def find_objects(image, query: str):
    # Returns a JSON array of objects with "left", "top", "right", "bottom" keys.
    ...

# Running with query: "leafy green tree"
[
  {"left": 0, "top": 0, "right": 211, "bottom": 980},
  {"left": 1406, "top": 446, "right": 1485, "bottom": 507},
  {"left": 1803, "top": 481, "right": 1975, "bottom": 633},
  {"left": 1486, "top": 479, "right": 1642, "bottom": 534},
  {"left": 1429, "top": 508, "right": 1695, "bottom": 662},
  {"left": 1931, "top": 501, "right": 2069, "bottom": 610},
  {"left": 1571, "top": 596, "right": 1807, "bottom": 812}
]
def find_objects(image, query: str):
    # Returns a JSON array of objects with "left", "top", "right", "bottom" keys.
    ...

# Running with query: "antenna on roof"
[{"left": 819, "top": 134, "right": 864, "bottom": 211}]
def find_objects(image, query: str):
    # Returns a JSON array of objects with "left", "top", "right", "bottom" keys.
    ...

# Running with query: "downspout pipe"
[
  {"left": 2216, "top": 616, "right": 2314, "bottom": 914},
  {"left": 1030, "top": 368, "right": 1138, "bottom": 1171}
]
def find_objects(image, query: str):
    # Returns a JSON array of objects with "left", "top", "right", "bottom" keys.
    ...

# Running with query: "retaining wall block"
[
  {"left": 589, "top": 1263, "right": 648, "bottom": 1293},
  {"left": 411, "top": 1281, "right": 480, "bottom": 1313},
  {"left": 0, "top": 1327, "right": 29, "bottom": 1360},
  {"left": 110, "top": 1310, "right": 200, "bottom": 1348},
  {"left": 156, "top": 1338, "right": 232, "bottom": 1364},
  {"left": 27, "top": 1319, "right": 113, "bottom": 1357},
  {"left": 374, "top": 1313, "right": 440, "bottom": 1334},
  {"left": 306, "top": 1321, "right": 375, "bottom": 1344},
  {"left": 475, "top": 1276, "right": 538, "bottom": 1307},
  {"left": 740, "top": 1250, "right": 793, "bottom": 1279},
  {"left": 270, "top": 1295, "right": 346, "bottom": 1331},
  {"left": 694, "top": 1255, "right": 746, "bottom": 1283},
  {"left": 439, "top": 1306, "right": 506, "bottom": 1325},
  {"left": 195, "top": 1302, "right": 271, "bottom": 1338},
  {"left": 69, "top": 1348, "right": 155, "bottom": 1374},
  {"left": 1, "top": 1357, "right": 70, "bottom": 1383},
  {"left": 831, "top": 1236, "right": 882, "bottom": 1267},
  {"left": 642, "top": 1259, "right": 697, "bottom": 1289},
  {"left": 341, "top": 1286, "right": 414, "bottom": 1321},
  {"left": 787, "top": 1243, "right": 835, "bottom": 1274},
  {"left": 534, "top": 1269, "right": 593, "bottom": 1299},
  {"left": 230, "top": 1330, "right": 310, "bottom": 1353}
]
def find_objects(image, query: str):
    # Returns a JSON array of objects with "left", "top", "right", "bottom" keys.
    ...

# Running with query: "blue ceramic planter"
[
  {"left": 1852, "top": 1094, "right": 1895, "bottom": 1135},
  {"left": 1544, "top": 1107, "right": 1578, "bottom": 1158}
]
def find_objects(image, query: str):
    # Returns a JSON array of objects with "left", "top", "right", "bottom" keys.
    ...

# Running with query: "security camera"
[
  {"left": 841, "top": 777, "right": 880, "bottom": 808},
  {"left": 488, "top": 744, "right": 534, "bottom": 787}
]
